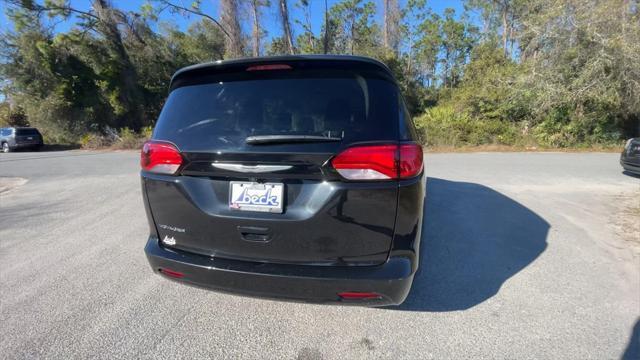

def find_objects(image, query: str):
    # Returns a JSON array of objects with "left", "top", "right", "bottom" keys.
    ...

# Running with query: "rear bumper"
[
  {"left": 145, "top": 236, "right": 415, "bottom": 306},
  {"left": 621, "top": 157, "right": 640, "bottom": 175},
  {"left": 13, "top": 142, "right": 43, "bottom": 149}
]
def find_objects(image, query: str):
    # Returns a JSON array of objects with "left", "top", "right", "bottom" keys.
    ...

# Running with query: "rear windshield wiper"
[{"left": 246, "top": 135, "right": 342, "bottom": 145}]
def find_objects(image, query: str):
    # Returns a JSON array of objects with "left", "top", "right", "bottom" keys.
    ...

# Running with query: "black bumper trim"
[
  {"left": 145, "top": 236, "right": 415, "bottom": 306},
  {"left": 621, "top": 159, "right": 640, "bottom": 175}
]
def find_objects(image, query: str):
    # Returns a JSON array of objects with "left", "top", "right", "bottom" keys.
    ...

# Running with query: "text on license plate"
[{"left": 229, "top": 182, "right": 284, "bottom": 213}]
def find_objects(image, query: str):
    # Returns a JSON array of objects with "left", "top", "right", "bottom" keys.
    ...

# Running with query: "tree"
[
  {"left": 328, "top": 0, "right": 379, "bottom": 55},
  {"left": 277, "top": 0, "right": 295, "bottom": 54},
  {"left": 220, "top": 0, "right": 245, "bottom": 58},
  {"left": 3, "top": 0, "right": 145, "bottom": 129},
  {"left": 403, "top": 1, "right": 441, "bottom": 86},
  {"left": 519, "top": 0, "right": 640, "bottom": 140},
  {"left": 464, "top": 0, "right": 528, "bottom": 58},
  {"left": 1, "top": 0, "right": 637, "bottom": 147},
  {"left": 323, "top": 0, "right": 330, "bottom": 53},
  {"left": 294, "top": 0, "right": 316, "bottom": 53},
  {"left": 247, "top": 0, "right": 269, "bottom": 57},
  {"left": 150, "top": 0, "right": 230, "bottom": 39},
  {"left": 383, "top": 0, "right": 401, "bottom": 54},
  {"left": 440, "top": 8, "right": 478, "bottom": 88}
]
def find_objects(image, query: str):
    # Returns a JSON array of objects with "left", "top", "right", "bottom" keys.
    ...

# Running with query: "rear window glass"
[
  {"left": 16, "top": 129, "right": 39, "bottom": 136},
  {"left": 153, "top": 70, "right": 399, "bottom": 151}
]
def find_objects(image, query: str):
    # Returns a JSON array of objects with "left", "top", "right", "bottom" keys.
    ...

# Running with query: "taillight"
[
  {"left": 331, "top": 143, "right": 423, "bottom": 180},
  {"left": 399, "top": 143, "right": 424, "bottom": 178},
  {"left": 140, "top": 140, "right": 183, "bottom": 175}
]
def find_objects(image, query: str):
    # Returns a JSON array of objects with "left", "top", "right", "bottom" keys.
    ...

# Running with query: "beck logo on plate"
[{"left": 229, "top": 182, "right": 284, "bottom": 213}]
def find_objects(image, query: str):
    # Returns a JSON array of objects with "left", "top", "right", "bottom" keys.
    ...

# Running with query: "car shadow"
[
  {"left": 622, "top": 170, "right": 640, "bottom": 179},
  {"left": 622, "top": 318, "right": 639, "bottom": 360},
  {"left": 396, "top": 177, "right": 549, "bottom": 312},
  {"left": 40, "top": 144, "right": 81, "bottom": 151}
]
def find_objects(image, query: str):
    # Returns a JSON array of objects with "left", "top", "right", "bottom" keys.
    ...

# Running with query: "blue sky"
[{"left": 0, "top": 0, "right": 467, "bottom": 41}]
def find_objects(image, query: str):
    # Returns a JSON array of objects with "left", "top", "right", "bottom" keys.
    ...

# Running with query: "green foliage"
[
  {"left": 79, "top": 127, "right": 150, "bottom": 149},
  {"left": 112, "top": 127, "right": 144, "bottom": 149},
  {"left": 0, "top": 104, "right": 28, "bottom": 127},
  {"left": 0, "top": 0, "right": 637, "bottom": 149},
  {"left": 326, "top": 0, "right": 380, "bottom": 56},
  {"left": 415, "top": 104, "right": 520, "bottom": 147},
  {"left": 449, "top": 42, "right": 531, "bottom": 123},
  {"left": 79, "top": 132, "right": 109, "bottom": 149}
]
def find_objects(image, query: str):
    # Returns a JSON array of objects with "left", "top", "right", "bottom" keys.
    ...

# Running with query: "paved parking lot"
[{"left": 1, "top": 151, "right": 638, "bottom": 359}]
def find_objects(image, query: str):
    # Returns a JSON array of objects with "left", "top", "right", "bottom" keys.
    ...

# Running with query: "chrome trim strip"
[{"left": 212, "top": 163, "right": 292, "bottom": 173}]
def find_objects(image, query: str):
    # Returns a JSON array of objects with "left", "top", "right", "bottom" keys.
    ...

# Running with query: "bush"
[
  {"left": 532, "top": 108, "right": 622, "bottom": 148},
  {"left": 140, "top": 126, "right": 153, "bottom": 140},
  {"left": 80, "top": 126, "right": 151, "bottom": 150},
  {"left": 111, "top": 127, "right": 140, "bottom": 149},
  {"left": 80, "top": 133, "right": 111, "bottom": 149},
  {"left": 414, "top": 104, "right": 520, "bottom": 147}
]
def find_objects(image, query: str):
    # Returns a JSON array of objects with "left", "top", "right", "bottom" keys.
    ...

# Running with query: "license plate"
[
  {"left": 27, "top": 137, "right": 33, "bottom": 140},
  {"left": 229, "top": 182, "right": 284, "bottom": 213}
]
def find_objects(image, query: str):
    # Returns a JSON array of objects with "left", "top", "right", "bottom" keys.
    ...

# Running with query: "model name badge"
[{"left": 158, "top": 224, "right": 185, "bottom": 233}]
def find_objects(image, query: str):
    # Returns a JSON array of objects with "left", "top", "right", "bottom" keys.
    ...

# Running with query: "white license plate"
[{"left": 229, "top": 182, "right": 284, "bottom": 213}]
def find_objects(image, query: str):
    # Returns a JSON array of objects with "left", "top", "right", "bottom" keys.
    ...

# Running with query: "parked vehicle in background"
[
  {"left": 141, "top": 55, "right": 425, "bottom": 306},
  {"left": 621, "top": 138, "right": 640, "bottom": 175},
  {"left": 0, "top": 127, "right": 44, "bottom": 153}
]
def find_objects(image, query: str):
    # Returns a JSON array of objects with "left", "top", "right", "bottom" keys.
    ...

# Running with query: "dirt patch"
[
  {"left": 0, "top": 177, "right": 28, "bottom": 195},
  {"left": 611, "top": 192, "right": 640, "bottom": 254}
]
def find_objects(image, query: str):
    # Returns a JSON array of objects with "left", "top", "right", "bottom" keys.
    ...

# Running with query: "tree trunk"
[
  {"left": 278, "top": 0, "right": 295, "bottom": 54},
  {"left": 302, "top": 2, "right": 313, "bottom": 50},
  {"left": 383, "top": 0, "right": 389, "bottom": 48},
  {"left": 349, "top": 10, "right": 355, "bottom": 55},
  {"left": 502, "top": 4, "right": 509, "bottom": 57},
  {"left": 250, "top": 0, "right": 261, "bottom": 57},
  {"left": 323, "top": 0, "right": 329, "bottom": 54},
  {"left": 220, "top": 0, "right": 244, "bottom": 58},
  {"left": 383, "top": 0, "right": 400, "bottom": 54}
]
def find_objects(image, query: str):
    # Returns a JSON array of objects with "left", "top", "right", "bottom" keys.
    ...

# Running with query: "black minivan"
[{"left": 142, "top": 55, "right": 425, "bottom": 306}]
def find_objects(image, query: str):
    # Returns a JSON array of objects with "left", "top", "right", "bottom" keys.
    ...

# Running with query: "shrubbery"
[
  {"left": 414, "top": 105, "right": 523, "bottom": 147},
  {"left": 0, "top": 0, "right": 636, "bottom": 150},
  {"left": 79, "top": 126, "right": 152, "bottom": 150}
]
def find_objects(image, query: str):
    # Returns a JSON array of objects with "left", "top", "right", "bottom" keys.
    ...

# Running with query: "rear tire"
[{"left": 1, "top": 142, "right": 10, "bottom": 153}]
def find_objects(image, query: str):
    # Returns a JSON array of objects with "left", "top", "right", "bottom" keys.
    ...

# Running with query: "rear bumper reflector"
[
  {"left": 337, "top": 292, "right": 382, "bottom": 300},
  {"left": 158, "top": 268, "right": 184, "bottom": 278}
]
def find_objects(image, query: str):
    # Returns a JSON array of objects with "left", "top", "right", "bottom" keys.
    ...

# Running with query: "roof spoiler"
[{"left": 168, "top": 55, "right": 394, "bottom": 91}]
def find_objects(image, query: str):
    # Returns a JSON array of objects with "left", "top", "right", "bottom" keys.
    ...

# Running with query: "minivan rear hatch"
[{"left": 143, "top": 57, "right": 402, "bottom": 266}]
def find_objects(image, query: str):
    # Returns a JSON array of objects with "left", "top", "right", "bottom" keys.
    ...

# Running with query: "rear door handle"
[{"left": 237, "top": 226, "right": 271, "bottom": 242}]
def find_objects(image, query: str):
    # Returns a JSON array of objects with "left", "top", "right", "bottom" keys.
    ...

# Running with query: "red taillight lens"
[
  {"left": 338, "top": 292, "right": 382, "bottom": 300},
  {"left": 399, "top": 143, "right": 424, "bottom": 178},
  {"left": 140, "top": 141, "right": 183, "bottom": 175},
  {"left": 331, "top": 143, "right": 423, "bottom": 180},
  {"left": 246, "top": 64, "right": 292, "bottom": 71},
  {"left": 332, "top": 145, "right": 397, "bottom": 180}
]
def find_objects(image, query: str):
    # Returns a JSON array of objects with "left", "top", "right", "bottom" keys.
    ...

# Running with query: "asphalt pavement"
[{"left": 1, "top": 150, "right": 638, "bottom": 359}]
